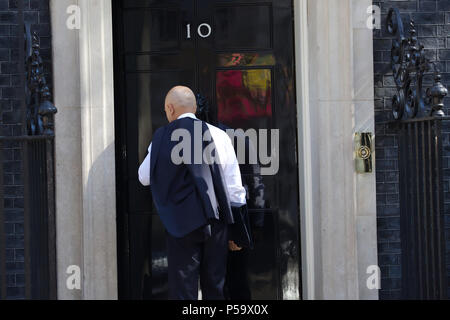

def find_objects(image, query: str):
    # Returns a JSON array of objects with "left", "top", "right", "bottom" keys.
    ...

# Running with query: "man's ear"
[{"left": 167, "top": 104, "right": 174, "bottom": 116}]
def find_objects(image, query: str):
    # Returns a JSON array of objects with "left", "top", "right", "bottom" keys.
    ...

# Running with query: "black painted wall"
[
  {"left": 0, "top": 0, "right": 52, "bottom": 299},
  {"left": 373, "top": 0, "right": 450, "bottom": 299}
]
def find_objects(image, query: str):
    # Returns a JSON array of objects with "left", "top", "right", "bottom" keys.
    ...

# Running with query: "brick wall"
[
  {"left": 373, "top": 0, "right": 450, "bottom": 299},
  {"left": 0, "top": 0, "right": 52, "bottom": 299}
]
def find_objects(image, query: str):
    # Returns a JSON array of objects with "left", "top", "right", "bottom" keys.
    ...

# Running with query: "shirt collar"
[{"left": 177, "top": 113, "right": 197, "bottom": 120}]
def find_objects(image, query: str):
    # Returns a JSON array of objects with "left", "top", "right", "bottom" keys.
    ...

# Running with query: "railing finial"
[
  {"left": 386, "top": 8, "right": 447, "bottom": 120},
  {"left": 25, "top": 25, "right": 57, "bottom": 136}
]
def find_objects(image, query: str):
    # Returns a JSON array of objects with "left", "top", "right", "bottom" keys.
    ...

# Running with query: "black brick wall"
[
  {"left": 373, "top": 0, "right": 450, "bottom": 299},
  {"left": 0, "top": 0, "right": 52, "bottom": 299}
]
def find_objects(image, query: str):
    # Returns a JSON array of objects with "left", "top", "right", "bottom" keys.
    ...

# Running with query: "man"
[{"left": 138, "top": 86, "right": 246, "bottom": 300}]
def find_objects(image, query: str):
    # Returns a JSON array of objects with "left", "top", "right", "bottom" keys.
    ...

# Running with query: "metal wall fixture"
[
  {"left": 387, "top": 8, "right": 448, "bottom": 120},
  {"left": 386, "top": 8, "right": 449, "bottom": 300},
  {"left": 354, "top": 132, "right": 373, "bottom": 174}
]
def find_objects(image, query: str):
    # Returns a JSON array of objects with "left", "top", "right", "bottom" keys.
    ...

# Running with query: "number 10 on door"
[{"left": 186, "top": 23, "right": 212, "bottom": 39}]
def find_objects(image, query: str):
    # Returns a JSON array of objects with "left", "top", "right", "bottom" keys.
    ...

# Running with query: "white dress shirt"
[{"left": 138, "top": 113, "right": 247, "bottom": 204}]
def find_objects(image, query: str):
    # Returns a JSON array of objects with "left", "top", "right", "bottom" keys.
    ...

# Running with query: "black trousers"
[
  {"left": 224, "top": 248, "right": 251, "bottom": 300},
  {"left": 166, "top": 219, "right": 228, "bottom": 300}
]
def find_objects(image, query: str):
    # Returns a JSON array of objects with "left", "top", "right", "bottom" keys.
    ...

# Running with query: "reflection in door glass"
[
  {"left": 217, "top": 53, "right": 275, "bottom": 67},
  {"left": 216, "top": 69, "right": 272, "bottom": 129},
  {"left": 216, "top": 68, "right": 279, "bottom": 300}
]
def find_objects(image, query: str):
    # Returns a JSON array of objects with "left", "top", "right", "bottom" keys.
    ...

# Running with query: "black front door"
[{"left": 113, "top": 0, "right": 300, "bottom": 300}]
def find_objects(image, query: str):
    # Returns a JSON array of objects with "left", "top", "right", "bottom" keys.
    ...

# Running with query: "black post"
[{"left": 433, "top": 120, "right": 447, "bottom": 298}]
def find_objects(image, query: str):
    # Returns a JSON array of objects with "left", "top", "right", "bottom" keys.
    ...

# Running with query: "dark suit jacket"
[{"left": 150, "top": 117, "right": 234, "bottom": 238}]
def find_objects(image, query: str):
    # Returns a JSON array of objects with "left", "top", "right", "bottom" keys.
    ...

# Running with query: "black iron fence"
[
  {"left": 387, "top": 8, "right": 449, "bottom": 299},
  {"left": 0, "top": 0, "right": 57, "bottom": 299},
  {"left": 0, "top": 136, "right": 56, "bottom": 299},
  {"left": 394, "top": 117, "right": 449, "bottom": 299}
]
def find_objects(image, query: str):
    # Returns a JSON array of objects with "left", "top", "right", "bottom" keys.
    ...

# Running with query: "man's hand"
[{"left": 228, "top": 241, "right": 242, "bottom": 251}]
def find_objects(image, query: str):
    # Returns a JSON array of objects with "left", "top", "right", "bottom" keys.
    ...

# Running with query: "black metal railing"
[
  {"left": 0, "top": 0, "right": 57, "bottom": 299},
  {"left": 387, "top": 8, "right": 448, "bottom": 299},
  {"left": 394, "top": 117, "right": 449, "bottom": 299},
  {"left": 0, "top": 136, "right": 57, "bottom": 299}
]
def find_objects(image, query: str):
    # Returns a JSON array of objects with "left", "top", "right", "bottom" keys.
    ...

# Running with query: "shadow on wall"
[{"left": 81, "top": 141, "right": 118, "bottom": 299}]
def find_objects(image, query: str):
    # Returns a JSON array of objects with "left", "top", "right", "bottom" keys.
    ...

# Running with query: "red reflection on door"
[{"left": 216, "top": 69, "right": 272, "bottom": 127}]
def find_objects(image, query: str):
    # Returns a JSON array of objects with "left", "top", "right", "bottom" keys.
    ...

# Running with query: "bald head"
[{"left": 164, "top": 86, "right": 197, "bottom": 122}]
